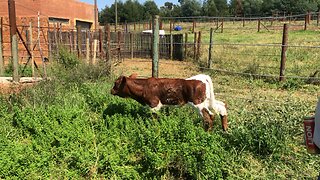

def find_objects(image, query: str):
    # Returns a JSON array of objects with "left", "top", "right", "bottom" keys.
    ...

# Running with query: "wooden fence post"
[
  {"left": 242, "top": 17, "right": 245, "bottom": 27},
  {"left": 216, "top": 18, "right": 219, "bottom": 29},
  {"left": 68, "top": 31, "right": 72, "bottom": 52},
  {"left": 170, "top": 34, "right": 173, "bottom": 60},
  {"left": 304, "top": 14, "right": 308, "bottom": 30},
  {"left": 152, "top": 15, "right": 159, "bottom": 78},
  {"left": 317, "top": 11, "right": 320, "bottom": 26},
  {"left": 93, "top": 39, "right": 97, "bottom": 65},
  {"left": 53, "top": 23, "right": 58, "bottom": 53},
  {"left": 48, "top": 23, "right": 52, "bottom": 60},
  {"left": 258, "top": 19, "right": 261, "bottom": 32},
  {"left": 197, "top": 31, "right": 201, "bottom": 62},
  {"left": 117, "top": 31, "right": 121, "bottom": 62},
  {"left": 159, "top": 19, "right": 163, "bottom": 30},
  {"left": 0, "top": 17, "right": 3, "bottom": 76},
  {"left": 184, "top": 33, "right": 188, "bottom": 59},
  {"left": 192, "top": 20, "right": 196, "bottom": 33},
  {"left": 99, "top": 29, "right": 103, "bottom": 58},
  {"left": 279, "top": 24, "right": 288, "bottom": 82},
  {"left": 29, "top": 22, "right": 34, "bottom": 77},
  {"left": 221, "top": 18, "right": 224, "bottom": 33},
  {"left": 59, "top": 23, "right": 62, "bottom": 44},
  {"left": 77, "top": 26, "right": 82, "bottom": 58},
  {"left": 105, "top": 24, "right": 111, "bottom": 73},
  {"left": 193, "top": 32, "right": 197, "bottom": 61},
  {"left": 86, "top": 32, "right": 90, "bottom": 64},
  {"left": 9, "top": 0, "right": 19, "bottom": 82},
  {"left": 208, "top": 28, "right": 213, "bottom": 68},
  {"left": 149, "top": 20, "right": 152, "bottom": 30},
  {"left": 130, "top": 32, "right": 133, "bottom": 59}
]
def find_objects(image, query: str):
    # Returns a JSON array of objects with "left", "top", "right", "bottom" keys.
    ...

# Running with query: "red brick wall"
[
  {"left": 1, "top": 17, "right": 49, "bottom": 65},
  {"left": 0, "top": 0, "right": 97, "bottom": 66},
  {"left": 0, "top": 0, "right": 96, "bottom": 28}
]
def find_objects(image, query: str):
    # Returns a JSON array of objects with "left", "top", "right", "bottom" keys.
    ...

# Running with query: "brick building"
[
  {"left": 0, "top": 0, "right": 98, "bottom": 66},
  {"left": 0, "top": 0, "right": 97, "bottom": 29}
]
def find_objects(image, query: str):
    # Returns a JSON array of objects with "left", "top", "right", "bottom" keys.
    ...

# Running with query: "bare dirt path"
[
  {"left": 113, "top": 59, "right": 199, "bottom": 79},
  {"left": 0, "top": 77, "right": 42, "bottom": 94}
]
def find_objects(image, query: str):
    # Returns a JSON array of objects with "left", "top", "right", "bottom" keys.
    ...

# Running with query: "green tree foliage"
[
  {"left": 179, "top": 0, "right": 202, "bottom": 17},
  {"left": 143, "top": 1, "right": 160, "bottom": 19},
  {"left": 214, "top": 0, "right": 229, "bottom": 15},
  {"left": 98, "top": 1, "right": 125, "bottom": 24},
  {"left": 281, "top": 0, "right": 319, "bottom": 13},
  {"left": 243, "top": 0, "right": 263, "bottom": 16},
  {"left": 98, "top": 0, "right": 320, "bottom": 24},
  {"left": 160, "top": 2, "right": 182, "bottom": 17},
  {"left": 202, "top": 0, "right": 218, "bottom": 16},
  {"left": 123, "top": 0, "right": 144, "bottom": 22}
]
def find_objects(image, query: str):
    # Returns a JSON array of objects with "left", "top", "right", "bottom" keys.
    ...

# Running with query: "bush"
[
  {"left": 4, "top": 58, "right": 33, "bottom": 77},
  {"left": 55, "top": 48, "right": 79, "bottom": 69}
]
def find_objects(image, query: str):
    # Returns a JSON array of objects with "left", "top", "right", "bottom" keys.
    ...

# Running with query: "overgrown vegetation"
[
  {"left": 4, "top": 58, "right": 33, "bottom": 77},
  {"left": 0, "top": 46, "right": 319, "bottom": 179}
]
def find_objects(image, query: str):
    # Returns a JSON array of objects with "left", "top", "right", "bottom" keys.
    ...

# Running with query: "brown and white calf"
[{"left": 110, "top": 74, "right": 228, "bottom": 131}]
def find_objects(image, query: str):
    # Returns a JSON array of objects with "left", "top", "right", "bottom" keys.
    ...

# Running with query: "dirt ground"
[
  {"left": 0, "top": 77, "right": 42, "bottom": 94},
  {"left": 113, "top": 58, "right": 199, "bottom": 79}
]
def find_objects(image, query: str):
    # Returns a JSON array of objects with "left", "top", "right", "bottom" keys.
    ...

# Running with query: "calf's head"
[{"left": 111, "top": 76, "right": 128, "bottom": 97}]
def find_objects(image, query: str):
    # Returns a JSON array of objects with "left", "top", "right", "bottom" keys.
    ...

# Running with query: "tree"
[
  {"left": 282, "top": 0, "right": 319, "bottom": 13},
  {"left": 160, "top": 2, "right": 182, "bottom": 17},
  {"left": 123, "top": 0, "right": 144, "bottom": 22},
  {"left": 229, "top": 0, "right": 244, "bottom": 16},
  {"left": 242, "top": 0, "right": 263, "bottom": 16},
  {"left": 180, "top": 0, "right": 202, "bottom": 17},
  {"left": 214, "top": 0, "right": 229, "bottom": 15},
  {"left": 202, "top": 0, "right": 218, "bottom": 16},
  {"left": 143, "top": 1, "right": 160, "bottom": 19},
  {"left": 98, "top": 1, "right": 125, "bottom": 24}
]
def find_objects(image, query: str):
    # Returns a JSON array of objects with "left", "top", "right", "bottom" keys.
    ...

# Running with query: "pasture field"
[
  {"left": 171, "top": 20, "right": 320, "bottom": 81},
  {"left": 0, "top": 25, "right": 320, "bottom": 179}
]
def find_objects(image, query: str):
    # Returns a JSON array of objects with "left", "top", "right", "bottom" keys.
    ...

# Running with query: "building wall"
[
  {"left": 0, "top": 0, "right": 98, "bottom": 65},
  {"left": 0, "top": 0, "right": 96, "bottom": 29}
]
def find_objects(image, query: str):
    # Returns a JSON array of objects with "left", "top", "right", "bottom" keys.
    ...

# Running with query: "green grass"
[
  {"left": 0, "top": 24, "right": 320, "bottom": 178},
  {"left": 180, "top": 21, "right": 320, "bottom": 82},
  {"left": 0, "top": 59, "right": 319, "bottom": 179}
]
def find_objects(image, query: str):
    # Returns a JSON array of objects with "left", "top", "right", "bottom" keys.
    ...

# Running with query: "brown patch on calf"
[
  {"left": 221, "top": 102, "right": 228, "bottom": 131},
  {"left": 220, "top": 115, "right": 228, "bottom": 131}
]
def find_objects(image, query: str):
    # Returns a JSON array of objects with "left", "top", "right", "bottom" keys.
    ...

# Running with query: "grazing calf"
[{"left": 111, "top": 74, "right": 228, "bottom": 131}]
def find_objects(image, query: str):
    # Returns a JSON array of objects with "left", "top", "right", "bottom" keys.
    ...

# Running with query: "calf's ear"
[
  {"left": 120, "top": 76, "right": 127, "bottom": 84},
  {"left": 129, "top": 73, "right": 138, "bottom": 78}
]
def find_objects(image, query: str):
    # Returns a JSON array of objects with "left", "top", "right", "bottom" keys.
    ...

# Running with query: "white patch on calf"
[
  {"left": 151, "top": 101, "right": 163, "bottom": 112},
  {"left": 186, "top": 74, "right": 227, "bottom": 117},
  {"left": 188, "top": 101, "right": 214, "bottom": 117},
  {"left": 213, "top": 100, "right": 227, "bottom": 116}
]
